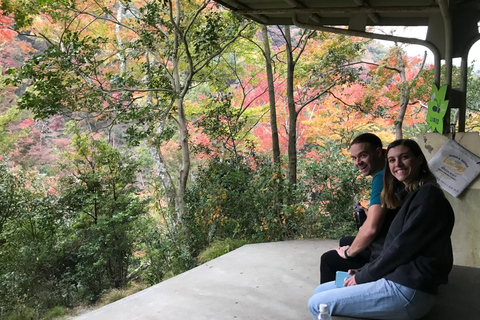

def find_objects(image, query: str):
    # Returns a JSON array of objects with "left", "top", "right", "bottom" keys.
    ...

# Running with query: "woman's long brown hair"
[{"left": 381, "top": 139, "right": 437, "bottom": 209}]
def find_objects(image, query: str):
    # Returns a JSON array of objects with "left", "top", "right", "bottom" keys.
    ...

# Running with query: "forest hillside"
[{"left": 1, "top": 1, "right": 480, "bottom": 319}]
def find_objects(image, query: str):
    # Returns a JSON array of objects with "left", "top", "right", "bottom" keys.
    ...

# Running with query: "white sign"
[{"left": 428, "top": 139, "right": 480, "bottom": 197}]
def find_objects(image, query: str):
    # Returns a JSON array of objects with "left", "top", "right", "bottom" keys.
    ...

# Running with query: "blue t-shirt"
[{"left": 369, "top": 168, "right": 384, "bottom": 206}]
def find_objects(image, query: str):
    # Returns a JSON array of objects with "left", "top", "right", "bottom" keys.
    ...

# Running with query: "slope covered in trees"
[{"left": 1, "top": 0, "right": 480, "bottom": 318}]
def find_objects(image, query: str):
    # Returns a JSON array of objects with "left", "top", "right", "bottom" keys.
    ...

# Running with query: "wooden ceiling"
[{"left": 213, "top": 0, "right": 480, "bottom": 59}]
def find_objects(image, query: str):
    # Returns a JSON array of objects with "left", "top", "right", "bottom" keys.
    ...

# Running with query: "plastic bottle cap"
[{"left": 319, "top": 304, "right": 328, "bottom": 313}]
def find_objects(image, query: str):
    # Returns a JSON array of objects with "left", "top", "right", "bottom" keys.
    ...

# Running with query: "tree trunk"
[
  {"left": 148, "top": 144, "right": 176, "bottom": 208},
  {"left": 115, "top": 1, "right": 127, "bottom": 74},
  {"left": 176, "top": 96, "right": 190, "bottom": 221},
  {"left": 285, "top": 25, "right": 297, "bottom": 186},
  {"left": 395, "top": 50, "right": 407, "bottom": 140},
  {"left": 173, "top": 0, "right": 189, "bottom": 220},
  {"left": 395, "top": 50, "right": 409, "bottom": 140},
  {"left": 262, "top": 25, "right": 281, "bottom": 164},
  {"left": 144, "top": 49, "right": 177, "bottom": 208},
  {"left": 394, "top": 49, "right": 427, "bottom": 140}
]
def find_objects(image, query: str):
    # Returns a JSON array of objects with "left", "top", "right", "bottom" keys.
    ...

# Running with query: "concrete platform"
[
  {"left": 72, "top": 239, "right": 332, "bottom": 320},
  {"left": 71, "top": 239, "right": 480, "bottom": 320}
]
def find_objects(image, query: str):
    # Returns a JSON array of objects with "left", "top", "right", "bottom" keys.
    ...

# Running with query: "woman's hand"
[
  {"left": 344, "top": 274, "right": 357, "bottom": 286},
  {"left": 344, "top": 269, "right": 357, "bottom": 286}
]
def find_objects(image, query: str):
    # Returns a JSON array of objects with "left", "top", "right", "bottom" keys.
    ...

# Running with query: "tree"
[
  {"left": 58, "top": 125, "right": 148, "bottom": 297},
  {"left": 361, "top": 44, "right": 430, "bottom": 139},
  {"left": 4, "top": 0, "right": 252, "bottom": 220},
  {"left": 302, "top": 82, "right": 396, "bottom": 147},
  {"left": 277, "top": 27, "right": 367, "bottom": 185},
  {"left": 0, "top": 163, "right": 72, "bottom": 314},
  {"left": 261, "top": 25, "right": 281, "bottom": 164},
  {"left": 0, "top": 8, "right": 39, "bottom": 160},
  {"left": 187, "top": 32, "right": 272, "bottom": 163}
]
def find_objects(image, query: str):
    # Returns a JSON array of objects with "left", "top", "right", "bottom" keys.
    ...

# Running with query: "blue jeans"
[{"left": 308, "top": 279, "right": 435, "bottom": 320}]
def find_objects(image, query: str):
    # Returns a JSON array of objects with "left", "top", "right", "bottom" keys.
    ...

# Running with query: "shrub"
[
  {"left": 184, "top": 142, "right": 371, "bottom": 252},
  {"left": 184, "top": 157, "right": 296, "bottom": 253},
  {"left": 133, "top": 213, "right": 197, "bottom": 286},
  {"left": 57, "top": 133, "right": 150, "bottom": 301},
  {"left": 184, "top": 154, "right": 321, "bottom": 256},
  {"left": 197, "top": 238, "right": 247, "bottom": 263},
  {"left": 43, "top": 306, "right": 68, "bottom": 319},
  {"left": 4, "top": 306, "right": 37, "bottom": 320},
  {"left": 0, "top": 163, "right": 77, "bottom": 315},
  {"left": 297, "top": 143, "right": 371, "bottom": 239},
  {"left": 0, "top": 133, "right": 152, "bottom": 315}
]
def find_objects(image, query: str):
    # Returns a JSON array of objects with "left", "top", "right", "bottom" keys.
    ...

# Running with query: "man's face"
[{"left": 350, "top": 142, "right": 383, "bottom": 177}]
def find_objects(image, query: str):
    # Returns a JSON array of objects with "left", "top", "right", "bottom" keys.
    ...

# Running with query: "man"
[{"left": 319, "top": 133, "right": 397, "bottom": 283}]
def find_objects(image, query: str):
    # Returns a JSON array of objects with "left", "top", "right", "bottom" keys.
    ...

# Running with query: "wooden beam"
[{"left": 237, "top": 6, "right": 440, "bottom": 15}]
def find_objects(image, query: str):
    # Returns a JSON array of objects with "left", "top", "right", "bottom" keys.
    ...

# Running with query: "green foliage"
[
  {"left": 57, "top": 132, "right": 149, "bottom": 300},
  {"left": 0, "top": 163, "right": 72, "bottom": 316},
  {"left": 0, "top": 106, "right": 21, "bottom": 154},
  {"left": 197, "top": 238, "right": 247, "bottom": 264},
  {"left": 465, "top": 67, "right": 480, "bottom": 113},
  {"left": 300, "top": 33, "right": 368, "bottom": 87},
  {"left": 184, "top": 157, "right": 303, "bottom": 255},
  {"left": 132, "top": 213, "right": 197, "bottom": 285},
  {"left": 42, "top": 306, "right": 68, "bottom": 319},
  {"left": 0, "top": 132, "right": 151, "bottom": 315},
  {"left": 0, "top": 0, "right": 34, "bottom": 29},
  {"left": 4, "top": 305, "right": 37, "bottom": 320},
  {"left": 298, "top": 143, "right": 371, "bottom": 239},
  {"left": 403, "top": 122, "right": 429, "bottom": 139},
  {"left": 4, "top": 0, "right": 252, "bottom": 150},
  {"left": 441, "top": 64, "right": 480, "bottom": 131},
  {"left": 0, "top": 162, "right": 22, "bottom": 232},
  {"left": 11, "top": 33, "right": 138, "bottom": 120},
  {"left": 194, "top": 94, "right": 250, "bottom": 157},
  {"left": 183, "top": 145, "right": 369, "bottom": 254}
]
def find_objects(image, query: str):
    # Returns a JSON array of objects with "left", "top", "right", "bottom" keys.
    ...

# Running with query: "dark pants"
[{"left": 319, "top": 236, "right": 371, "bottom": 283}]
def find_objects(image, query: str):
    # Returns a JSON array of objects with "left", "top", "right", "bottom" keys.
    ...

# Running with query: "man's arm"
[{"left": 336, "top": 204, "right": 387, "bottom": 258}]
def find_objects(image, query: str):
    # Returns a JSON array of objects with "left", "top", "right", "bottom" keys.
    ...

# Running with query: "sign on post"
[{"left": 426, "top": 84, "right": 449, "bottom": 134}]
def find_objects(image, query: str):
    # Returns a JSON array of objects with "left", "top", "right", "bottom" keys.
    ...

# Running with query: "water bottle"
[
  {"left": 354, "top": 202, "right": 366, "bottom": 230},
  {"left": 318, "top": 304, "right": 332, "bottom": 320}
]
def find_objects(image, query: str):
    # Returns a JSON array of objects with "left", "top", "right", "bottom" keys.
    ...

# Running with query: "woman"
[{"left": 308, "top": 139, "right": 455, "bottom": 320}]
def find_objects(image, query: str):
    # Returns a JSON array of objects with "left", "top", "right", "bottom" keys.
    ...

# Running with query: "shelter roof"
[{"left": 214, "top": 0, "right": 480, "bottom": 59}]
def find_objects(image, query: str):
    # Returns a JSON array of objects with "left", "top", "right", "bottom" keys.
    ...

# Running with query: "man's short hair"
[{"left": 350, "top": 133, "right": 383, "bottom": 150}]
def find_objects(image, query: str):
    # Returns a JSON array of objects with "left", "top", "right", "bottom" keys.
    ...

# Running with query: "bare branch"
[
  {"left": 408, "top": 51, "right": 428, "bottom": 90},
  {"left": 293, "top": 30, "right": 315, "bottom": 65},
  {"left": 67, "top": 8, "right": 137, "bottom": 34},
  {"left": 327, "top": 90, "right": 366, "bottom": 112},
  {"left": 297, "top": 82, "right": 336, "bottom": 114}
]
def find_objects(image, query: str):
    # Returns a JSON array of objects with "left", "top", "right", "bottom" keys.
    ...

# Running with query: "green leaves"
[
  {"left": 191, "top": 13, "right": 225, "bottom": 59},
  {"left": 195, "top": 94, "right": 247, "bottom": 153},
  {"left": 56, "top": 133, "right": 149, "bottom": 297},
  {"left": 14, "top": 36, "right": 102, "bottom": 118},
  {"left": 0, "top": 163, "right": 70, "bottom": 315},
  {"left": 298, "top": 143, "right": 370, "bottom": 239},
  {"left": 1, "top": 0, "right": 70, "bottom": 29},
  {"left": 300, "top": 33, "right": 366, "bottom": 88}
]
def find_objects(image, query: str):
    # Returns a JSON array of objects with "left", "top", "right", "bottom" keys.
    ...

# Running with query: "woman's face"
[{"left": 387, "top": 145, "right": 423, "bottom": 184}]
